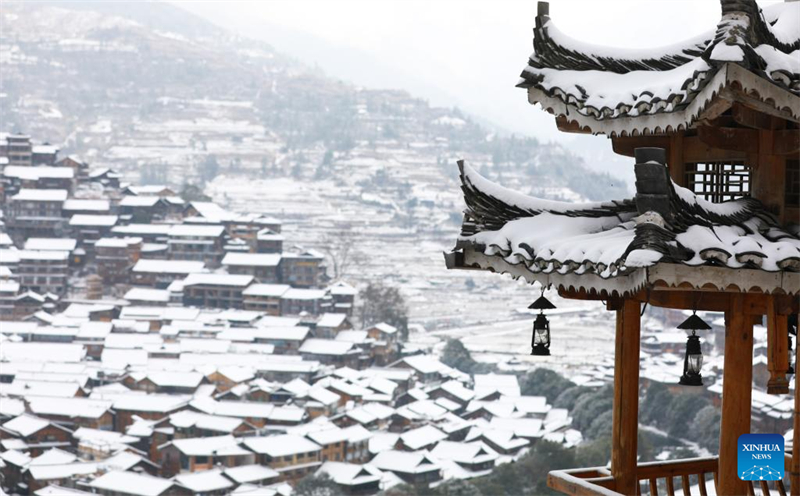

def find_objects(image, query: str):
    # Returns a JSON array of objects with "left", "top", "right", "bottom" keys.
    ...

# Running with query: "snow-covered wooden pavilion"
[{"left": 445, "top": 0, "right": 800, "bottom": 494}]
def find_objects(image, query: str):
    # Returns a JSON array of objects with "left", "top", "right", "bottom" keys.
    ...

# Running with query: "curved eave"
[
  {"left": 453, "top": 248, "right": 649, "bottom": 298},
  {"left": 526, "top": 63, "right": 800, "bottom": 137},
  {"left": 448, "top": 248, "right": 800, "bottom": 297}
]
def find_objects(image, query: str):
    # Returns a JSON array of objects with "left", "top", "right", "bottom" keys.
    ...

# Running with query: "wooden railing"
[{"left": 548, "top": 455, "right": 792, "bottom": 496}]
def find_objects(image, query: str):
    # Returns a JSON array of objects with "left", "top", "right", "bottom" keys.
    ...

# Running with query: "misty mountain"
[{"left": 0, "top": 1, "right": 629, "bottom": 202}]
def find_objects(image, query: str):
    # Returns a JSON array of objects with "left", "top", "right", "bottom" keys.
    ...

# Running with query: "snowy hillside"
[{"left": 0, "top": 1, "right": 632, "bottom": 363}]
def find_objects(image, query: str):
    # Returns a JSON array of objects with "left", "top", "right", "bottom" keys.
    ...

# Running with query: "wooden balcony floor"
[{"left": 548, "top": 455, "right": 793, "bottom": 496}]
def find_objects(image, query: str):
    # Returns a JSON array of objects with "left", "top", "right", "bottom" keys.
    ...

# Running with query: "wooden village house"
[{"left": 445, "top": 0, "right": 800, "bottom": 494}]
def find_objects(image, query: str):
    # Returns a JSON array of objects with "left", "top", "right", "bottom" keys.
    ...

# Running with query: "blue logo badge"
[{"left": 738, "top": 433, "right": 784, "bottom": 481}]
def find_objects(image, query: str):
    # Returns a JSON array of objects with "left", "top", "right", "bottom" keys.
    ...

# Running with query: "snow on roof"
[
  {"left": 474, "top": 374, "right": 521, "bottom": 398},
  {"left": 90, "top": 471, "right": 173, "bottom": 496},
  {"left": 488, "top": 417, "right": 544, "bottom": 438},
  {"left": 398, "top": 355, "right": 451, "bottom": 375},
  {"left": 132, "top": 259, "right": 206, "bottom": 274},
  {"left": 119, "top": 196, "right": 162, "bottom": 207},
  {"left": 146, "top": 371, "right": 204, "bottom": 388},
  {"left": 398, "top": 400, "right": 449, "bottom": 421},
  {"left": 24, "top": 238, "right": 77, "bottom": 252},
  {"left": 307, "top": 387, "right": 341, "bottom": 406},
  {"left": 256, "top": 229, "right": 285, "bottom": 241},
  {"left": 2, "top": 414, "right": 50, "bottom": 437},
  {"left": 335, "top": 331, "right": 368, "bottom": 344},
  {"left": 124, "top": 287, "right": 171, "bottom": 303},
  {"left": 318, "top": 462, "right": 382, "bottom": 486},
  {"left": 62, "top": 199, "right": 110, "bottom": 212},
  {"left": 68, "top": 214, "right": 118, "bottom": 227},
  {"left": 247, "top": 326, "right": 309, "bottom": 341},
  {"left": 362, "top": 402, "right": 396, "bottom": 420},
  {"left": 112, "top": 224, "right": 172, "bottom": 236},
  {"left": 317, "top": 313, "right": 348, "bottom": 328},
  {"left": 0, "top": 449, "right": 31, "bottom": 467},
  {"left": 242, "top": 284, "right": 290, "bottom": 298},
  {"left": 518, "top": 1, "right": 800, "bottom": 135},
  {"left": 4, "top": 379, "right": 82, "bottom": 398},
  {"left": 370, "top": 450, "right": 441, "bottom": 474},
  {"left": 399, "top": 425, "right": 448, "bottom": 450},
  {"left": 27, "top": 396, "right": 112, "bottom": 419},
  {"left": 170, "top": 410, "right": 244, "bottom": 433},
  {"left": 216, "top": 366, "right": 255, "bottom": 383},
  {"left": 174, "top": 468, "right": 234, "bottom": 493},
  {"left": 430, "top": 440, "right": 498, "bottom": 464},
  {"left": 171, "top": 435, "right": 250, "bottom": 457},
  {"left": 182, "top": 273, "right": 254, "bottom": 287},
  {"left": 300, "top": 339, "right": 355, "bottom": 356},
  {"left": 369, "top": 322, "right": 398, "bottom": 335},
  {"left": 257, "top": 316, "right": 302, "bottom": 327},
  {"left": 124, "top": 184, "right": 171, "bottom": 194},
  {"left": 168, "top": 224, "right": 225, "bottom": 237},
  {"left": 189, "top": 202, "right": 235, "bottom": 222},
  {"left": 0, "top": 343, "right": 85, "bottom": 363},
  {"left": 223, "top": 464, "right": 279, "bottom": 484},
  {"left": 222, "top": 252, "right": 281, "bottom": 267},
  {"left": 0, "top": 396, "right": 26, "bottom": 418},
  {"left": 455, "top": 158, "right": 800, "bottom": 294},
  {"left": 282, "top": 288, "right": 327, "bottom": 300},
  {"left": 102, "top": 393, "right": 190, "bottom": 413},
  {"left": 4, "top": 166, "right": 73, "bottom": 180},
  {"left": 243, "top": 434, "right": 321, "bottom": 456},
  {"left": 18, "top": 250, "right": 69, "bottom": 261},
  {"left": 34, "top": 484, "right": 95, "bottom": 495},
  {"left": 328, "top": 281, "right": 357, "bottom": 296},
  {"left": 73, "top": 427, "right": 138, "bottom": 450},
  {"left": 307, "top": 427, "right": 349, "bottom": 446},
  {"left": 437, "top": 380, "right": 476, "bottom": 403},
  {"left": 0, "top": 281, "right": 20, "bottom": 294},
  {"left": 105, "top": 333, "right": 163, "bottom": 349},
  {"left": 29, "top": 448, "right": 78, "bottom": 467},
  {"left": 28, "top": 461, "right": 100, "bottom": 481},
  {"left": 190, "top": 397, "right": 274, "bottom": 419}
]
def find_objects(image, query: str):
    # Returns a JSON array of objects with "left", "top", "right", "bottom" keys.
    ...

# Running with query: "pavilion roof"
[
  {"left": 518, "top": 0, "right": 800, "bottom": 136},
  {"left": 447, "top": 151, "right": 800, "bottom": 296}
]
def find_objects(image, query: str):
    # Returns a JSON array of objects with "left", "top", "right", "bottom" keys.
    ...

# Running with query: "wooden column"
[
  {"left": 611, "top": 299, "right": 641, "bottom": 496},
  {"left": 718, "top": 294, "right": 754, "bottom": 496},
  {"left": 767, "top": 297, "right": 790, "bottom": 394},
  {"left": 668, "top": 133, "right": 685, "bottom": 186},
  {"left": 792, "top": 341, "right": 800, "bottom": 496}
]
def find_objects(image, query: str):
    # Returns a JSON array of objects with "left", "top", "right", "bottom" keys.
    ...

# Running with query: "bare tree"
[
  {"left": 319, "top": 228, "right": 366, "bottom": 280},
  {"left": 359, "top": 281, "right": 409, "bottom": 341}
]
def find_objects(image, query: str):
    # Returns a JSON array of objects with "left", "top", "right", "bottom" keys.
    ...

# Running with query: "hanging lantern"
[
  {"left": 677, "top": 312, "right": 711, "bottom": 386},
  {"left": 529, "top": 293, "right": 556, "bottom": 356}
]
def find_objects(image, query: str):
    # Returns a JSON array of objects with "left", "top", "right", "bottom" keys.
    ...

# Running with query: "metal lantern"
[
  {"left": 529, "top": 294, "right": 556, "bottom": 356},
  {"left": 677, "top": 313, "right": 711, "bottom": 386}
]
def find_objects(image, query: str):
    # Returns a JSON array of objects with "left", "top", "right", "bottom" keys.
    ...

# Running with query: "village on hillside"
[{"left": 0, "top": 134, "right": 588, "bottom": 496}]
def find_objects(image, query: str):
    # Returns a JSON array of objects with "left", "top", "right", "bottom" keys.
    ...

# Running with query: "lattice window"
[
  {"left": 786, "top": 159, "right": 800, "bottom": 209},
  {"left": 684, "top": 162, "right": 751, "bottom": 203}
]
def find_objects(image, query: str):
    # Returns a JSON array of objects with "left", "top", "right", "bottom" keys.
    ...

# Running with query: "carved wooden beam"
[
  {"left": 732, "top": 103, "right": 777, "bottom": 130},
  {"left": 697, "top": 126, "right": 759, "bottom": 154}
]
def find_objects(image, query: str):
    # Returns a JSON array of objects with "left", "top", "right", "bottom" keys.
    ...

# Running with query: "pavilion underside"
[
  {"left": 445, "top": 0, "right": 800, "bottom": 493},
  {"left": 446, "top": 149, "right": 800, "bottom": 495}
]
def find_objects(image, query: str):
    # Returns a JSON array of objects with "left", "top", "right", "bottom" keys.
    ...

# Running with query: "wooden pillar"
[
  {"left": 611, "top": 299, "right": 641, "bottom": 495},
  {"left": 718, "top": 294, "right": 754, "bottom": 496},
  {"left": 767, "top": 297, "right": 790, "bottom": 394},
  {"left": 668, "top": 133, "right": 685, "bottom": 186},
  {"left": 792, "top": 341, "right": 800, "bottom": 496}
]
